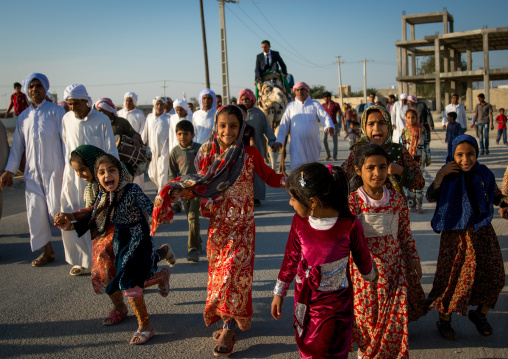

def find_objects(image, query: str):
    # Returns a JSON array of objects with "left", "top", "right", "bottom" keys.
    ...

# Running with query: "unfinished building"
[{"left": 395, "top": 11, "right": 508, "bottom": 112}]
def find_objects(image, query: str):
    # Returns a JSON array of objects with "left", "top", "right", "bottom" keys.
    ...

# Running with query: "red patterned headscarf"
[
  {"left": 94, "top": 98, "right": 117, "bottom": 116},
  {"left": 238, "top": 88, "right": 256, "bottom": 106}
]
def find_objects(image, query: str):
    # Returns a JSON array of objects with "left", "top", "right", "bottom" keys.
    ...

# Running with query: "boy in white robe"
[
  {"left": 141, "top": 97, "right": 170, "bottom": 193},
  {"left": 168, "top": 99, "right": 193, "bottom": 153},
  {"left": 0, "top": 73, "right": 65, "bottom": 266},
  {"left": 60, "top": 84, "right": 118, "bottom": 276}
]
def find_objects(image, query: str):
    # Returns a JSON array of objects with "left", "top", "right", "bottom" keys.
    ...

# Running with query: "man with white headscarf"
[
  {"left": 117, "top": 92, "right": 146, "bottom": 134},
  {"left": 273, "top": 82, "right": 334, "bottom": 170},
  {"left": 168, "top": 99, "right": 193, "bottom": 153},
  {"left": 164, "top": 97, "right": 175, "bottom": 116},
  {"left": 117, "top": 92, "right": 146, "bottom": 189},
  {"left": 141, "top": 96, "right": 170, "bottom": 192},
  {"left": 192, "top": 89, "right": 216, "bottom": 145},
  {"left": 390, "top": 93, "right": 409, "bottom": 143},
  {"left": 60, "top": 84, "right": 118, "bottom": 276},
  {"left": 0, "top": 73, "right": 65, "bottom": 267}
]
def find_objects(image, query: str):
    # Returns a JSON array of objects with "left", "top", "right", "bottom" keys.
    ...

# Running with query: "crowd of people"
[{"left": 0, "top": 46, "right": 507, "bottom": 358}]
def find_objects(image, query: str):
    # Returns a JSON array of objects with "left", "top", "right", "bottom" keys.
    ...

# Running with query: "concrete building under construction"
[{"left": 395, "top": 11, "right": 508, "bottom": 112}]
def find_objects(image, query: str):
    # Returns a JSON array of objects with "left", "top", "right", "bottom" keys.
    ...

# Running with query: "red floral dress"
[
  {"left": 204, "top": 146, "right": 285, "bottom": 330},
  {"left": 348, "top": 189, "right": 426, "bottom": 358}
]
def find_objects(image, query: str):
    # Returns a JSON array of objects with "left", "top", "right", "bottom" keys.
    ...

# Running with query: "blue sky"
[{"left": 1, "top": 0, "right": 506, "bottom": 106}]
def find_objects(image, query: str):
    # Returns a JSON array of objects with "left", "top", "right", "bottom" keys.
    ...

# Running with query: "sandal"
[
  {"left": 158, "top": 268, "right": 170, "bottom": 297},
  {"left": 468, "top": 310, "right": 493, "bottom": 336},
  {"left": 212, "top": 328, "right": 223, "bottom": 341},
  {"left": 102, "top": 309, "right": 128, "bottom": 326},
  {"left": 31, "top": 253, "right": 55, "bottom": 267},
  {"left": 436, "top": 320, "right": 458, "bottom": 340},
  {"left": 130, "top": 330, "right": 155, "bottom": 345},
  {"left": 156, "top": 244, "right": 176, "bottom": 267},
  {"left": 213, "top": 334, "right": 236, "bottom": 356},
  {"left": 70, "top": 265, "right": 86, "bottom": 276}
]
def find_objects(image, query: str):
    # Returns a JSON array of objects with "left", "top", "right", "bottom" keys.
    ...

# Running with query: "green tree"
[
  {"left": 345, "top": 88, "right": 378, "bottom": 98},
  {"left": 308, "top": 85, "right": 328, "bottom": 99}
]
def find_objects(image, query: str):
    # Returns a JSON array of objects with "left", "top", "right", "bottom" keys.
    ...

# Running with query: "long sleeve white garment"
[
  {"left": 390, "top": 101, "right": 408, "bottom": 143},
  {"left": 5, "top": 100, "right": 66, "bottom": 251},
  {"left": 192, "top": 108, "right": 215, "bottom": 145},
  {"left": 168, "top": 114, "right": 192, "bottom": 154},
  {"left": 142, "top": 112, "right": 170, "bottom": 192},
  {"left": 275, "top": 96, "right": 334, "bottom": 169},
  {"left": 117, "top": 107, "right": 146, "bottom": 134},
  {"left": 442, "top": 103, "right": 467, "bottom": 128},
  {"left": 61, "top": 108, "right": 118, "bottom": 268}
]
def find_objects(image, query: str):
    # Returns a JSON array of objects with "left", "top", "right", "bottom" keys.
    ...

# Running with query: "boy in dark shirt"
[
  {"left": 445, "top": 112, "right": 462, "bottom": 144},
  {"left": 168, "top": 121, "right": 202, "bottom": 262}
]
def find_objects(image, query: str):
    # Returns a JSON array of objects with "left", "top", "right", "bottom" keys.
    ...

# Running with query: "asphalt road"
[{"left": 0, "top": 128, "right": 507, "bottom": 359}]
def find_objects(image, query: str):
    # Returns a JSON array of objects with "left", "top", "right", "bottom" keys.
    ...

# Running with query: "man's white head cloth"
[
  {"left": 152, "top": 96, "right": 167, "bottom": 106},
  {"left": 22, "top": 73, "right": 49, "bottom": 96},
  {"left": 124, "top": 92, "right": 138, "bottom": 107},
  {"left": 64, "top": 84, "right": 92, "bottom": 107},
  {"left": 400, "top": 93, "right": 408, "bottom": 100},
  {"left": 173, "top": 99, "right": 193, "bottom": 118},
  {"left": 198, "top": 89, "right": 217, "bottom": 109}
]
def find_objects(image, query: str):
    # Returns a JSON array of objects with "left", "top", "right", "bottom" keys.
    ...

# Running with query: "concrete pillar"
[
  {"left": 466, "top": 41, "right": 473, "bottom": 111},
  {"left": 402, "top": 47, "right": 408, "bottom": 93},
  {"left": 443, "top": 14, "right": 448, "bottom": 34},
  {"left": 443, "top": 45, "right": 450, "bottom": 105},
  {"left": 397, "top": 46, "right": 403, "bottom": 95},
  {"left": 410, "top": 24, "right": 415, "bottom": 40},
  {"left": 483, "top": 32, "right": 490, "bottom": 103},
  {"left": 450, "top": 49, "right": 456, "bottom": 94},
  {"left": 435, "top": 38, "right": 442, "bottom": 113}
]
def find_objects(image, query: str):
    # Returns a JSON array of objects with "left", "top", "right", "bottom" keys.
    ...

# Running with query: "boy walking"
[
  {"left": 168, "top": 121, "right": 202, "bottom": 262},
  {"left": 5, "top": 82, "right": 29, "bottom": 119},
  {"left": 445, "top": 112, "right": 463, "bottom": 144},
  {"left": 495, "top": 108, "right": 507, "bottom": 145}
]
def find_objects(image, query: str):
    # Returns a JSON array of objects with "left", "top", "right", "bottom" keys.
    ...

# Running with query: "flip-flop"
[
  {"left": 158, "top": 268, "right": 170, "bottom": 297},
  {"left": 212, "top": 328, "right": 223, "bottom": 341},
  {"left": 31, "top": 253, "right": 55, "bottom": 267},
  {"left": 102, "top": 309, "right": 128, "bottom": 326},
  {"left": 130, "top": 330, "right": 155, "bottom": 345},
  {"left": 213, "top": 334, "right": 236, "bottom": 356},
  {"left": 70, "top": 265, "right": 86, "bottom": 276},
  {"left": 468, "top": 310, "right": 493, "bottom": 336}
]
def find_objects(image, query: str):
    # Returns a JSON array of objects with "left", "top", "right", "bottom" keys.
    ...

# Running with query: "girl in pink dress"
[
  {"left": 271, "top": 162, "right": 377, "bottom": 359},
  {"left": 348, "top": 144, "right": 426, "bottom": 358}
]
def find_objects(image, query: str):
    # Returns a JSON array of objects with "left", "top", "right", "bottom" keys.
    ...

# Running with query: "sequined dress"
[
  {"left": 204, "top": 146, "right": 285, "bottom": 330},
  {"left": 348, "top": 187, "right": 426, "bottom": 359},
  {"left": 274, "top": 214, "right": 375, "bottom": 359}
]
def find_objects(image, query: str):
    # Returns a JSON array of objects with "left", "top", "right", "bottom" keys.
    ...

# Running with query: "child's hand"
[
  {"left": 154, "top": 195, "right": 163, "bottom": 207},
  {"left": 410, "top": 260, "right": 423, "bottom": 281},
  {"left": 498, "top": 207, "right": 508, "bottom": 220},
  {"left": 388, "top": 162, "right": 403, "bottom": 176},
  {"left": 271, "top": 295, "right": 283, "bottom": 320},
  {"left": 435, "top": 162, "right": 460, "bottom": 187},
  {"left": 54, "top": 213, "right": 75, "bottom": 231}
]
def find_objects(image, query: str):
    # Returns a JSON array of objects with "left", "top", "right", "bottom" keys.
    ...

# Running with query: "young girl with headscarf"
[
  {"left": 426, "top": 135, "right": 506, "bottom": 340},
  {"left": 341, "top": 105, "right": 425, "bottom": 196},
  {"left": 152, "top": 105, "right": 287, "bottom": 356},
  {"left": 55, "top": 154, "right": 172, "bottom": 345},
  {"left": 400, "top": 108, "right": 431, "bottom": 213}
]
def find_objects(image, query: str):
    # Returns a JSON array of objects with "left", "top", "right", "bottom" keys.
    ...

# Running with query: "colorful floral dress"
[
  {"left": 204, "top": 146, "right": 285, "bottom": 330},
  {"left": 274, "top": 214, "right": 375, "bottom": 359},
  {"left": 348, "top": 187, "right": 426, "bottom": 359}
]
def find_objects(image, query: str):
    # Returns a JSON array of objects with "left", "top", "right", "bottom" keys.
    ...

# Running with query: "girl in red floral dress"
[
  {"left": 348, "top": 144, "right": 426, "bottom": 359},
  {"left": 152, "top": 105, "right": 286, "bottom": 356}
]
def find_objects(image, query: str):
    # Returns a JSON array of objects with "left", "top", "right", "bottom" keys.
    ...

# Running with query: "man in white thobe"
[
  {"left": 168, "top": 99, "right": 193, "bottom": 153},
  {"left": 390, "top": 93, "right": 409, "bottom": 143},
  {"left": 192, "top": 89, "right": 216, "bottom": 145},
  {"left": 164, "top": 96, "right": 176, "bottom": 116},
  {"left": 0, "top": 73, "right": 65, "bottom": 266},
  {"left": 141, "top": 96, "right": 170, "bottom": 193},
  {"left": 442, "top": 93, "right": 467, "bottom": 133},
  {"left": 117, "top": 92, "right": 146, "bottom": 189},
  {"left": 61, "top": 84, "right": 118, "bottom": 275},
  {"left": 273, "top": 82, "right": 334, "bottom": 170}
]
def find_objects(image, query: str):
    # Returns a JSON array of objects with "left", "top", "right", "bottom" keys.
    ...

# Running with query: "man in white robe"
[
  {"left": 169, "top": 99, "right": 193, "bottom": 153},
  {"left": 141, "top": 96, "right": 170, "bottom": 193},
  {"left": 273, "top": 82, "right": 334, "bottom": 170},
  {"left": 164, "top": 96, "right": 176, "bottom": 116},
  {"left": 192, "top": 89, "right": 216, "bottom": 145},
  {"left": 117, "top": 92, "right": 146, "bottom": 189},
  {"left": 390, "top": 93, "right": 409, "bottom": 143},
  {"left": 61, "top": 84, "right": 118, "bottom": 275},
  {"left": 0, "top": 73, "right": 65, "bottom": 266}
]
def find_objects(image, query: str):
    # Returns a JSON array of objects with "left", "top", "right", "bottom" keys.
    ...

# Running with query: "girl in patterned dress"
[
  {"left": 55, "top": 154, "right": 171, "bottom": 345},
  {"left": 426, "top": 135, "right": 506, "bottom": 340},
  {"left": 152, "top": 105, "right": 286, "bottom": 356},
  {"left": 271, "top": 162, "right": 377, "bottom": 359},
  {"left": 400, "top": 108, "right": 431, "bottom": 213},
  {"left": 341, "top": 105, "right": 425, "bottom": 197},
  {"left": 348, "top": 144, "right": 426, "bottom": 359}
]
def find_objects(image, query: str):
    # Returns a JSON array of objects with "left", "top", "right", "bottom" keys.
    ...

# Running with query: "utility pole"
[
  {"left": 218, "top": 0, "right": 238, "bottom": 105},
  {"left": 336, "top": 56, "right": 344, "bottom": 107},
  {"left": 162, "top": 80, "right": 167, "bottom": 97},
  {"left": 362, "top": 59, "right": 371, "bottom": 103},
  {"left": 199, "top": 0, "right": 210, "bottom": 89}
]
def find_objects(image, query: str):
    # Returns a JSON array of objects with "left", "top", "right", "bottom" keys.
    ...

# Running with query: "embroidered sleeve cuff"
[
  {"left": 273, "top": 280, "right": 291, "bottom": 297},
  {"left": 362, "top": 264, "right": 377, "bottom": 282}
]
